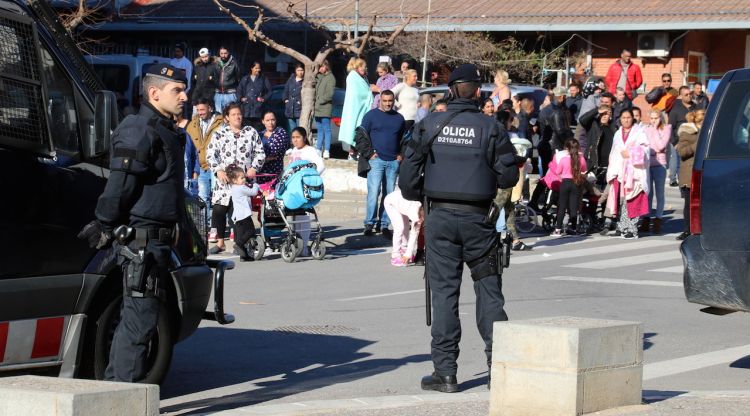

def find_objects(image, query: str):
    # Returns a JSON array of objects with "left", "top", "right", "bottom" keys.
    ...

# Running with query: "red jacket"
[{"left": 605, "top": 60, "right": 643, "bottom": 99}]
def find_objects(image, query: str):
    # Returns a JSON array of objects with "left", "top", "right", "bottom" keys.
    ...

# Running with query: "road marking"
[
  {"left": 337, "top": 289, "right": 423, "bottom": 301},
  {"left": 543, "top": 276, "right": 682, "bottom": 287},
  {"left": 513, "top": 239, "right": 676, "bottom": 265},
  {"left": 649, "top": 265, "right": 684, "bottom": 273},
  {"left": 644, "top": 344, "right": 750, "bottom": 380},
  {"left": 564, "top": 250, "right": 682, "bottom": 269}
]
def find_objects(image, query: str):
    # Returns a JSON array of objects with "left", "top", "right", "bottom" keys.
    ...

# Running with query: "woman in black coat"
[
  {"left": 237, "top": 61, "right": 272, "bottom": 131},
  {"left": 283, "top": 63, "right": 304, "bottom": 132}
]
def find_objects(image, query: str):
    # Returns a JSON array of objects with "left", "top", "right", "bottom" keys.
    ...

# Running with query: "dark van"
[
  {"left": 681, "top": 68, "right": 750, "bottom": 313},
  {"left": 0, "top": 0, "right": 233, "bottom": 384}
]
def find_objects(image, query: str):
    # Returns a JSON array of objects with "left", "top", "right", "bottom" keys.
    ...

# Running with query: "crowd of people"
[
  {"left": 339, "top": 48, "right": 710, "bottom": 269},
  {"left": 170, "top": 43, "right": 708, "bottom": 263}
]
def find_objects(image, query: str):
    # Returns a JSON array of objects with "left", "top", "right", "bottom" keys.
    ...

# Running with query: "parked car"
[
  {"left": 419, "top": 83, "right": 549, "bottom": 111},
  {"left": 680, "top": 67, "right": 750, "bottom": 314},
  {"left": 84, "top": 53, "right": 171, "bottom": 112}
]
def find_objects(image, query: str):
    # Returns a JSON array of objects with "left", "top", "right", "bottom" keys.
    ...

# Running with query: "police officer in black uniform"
[
  {"left": 399, "top": 64, "right": 519, "bottom": 392},
  {"left": 78, "top": 63, "right": 188, "bottom": 382}
]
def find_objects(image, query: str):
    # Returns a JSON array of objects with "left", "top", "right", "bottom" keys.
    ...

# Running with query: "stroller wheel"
[
  {"left": 294, "top": 233, "right": 304, "bottom": 257},
  {"left": 280, "top": 239, "right": 298, "bottom": 263},
  {"left": 311, "top": 238, "right": 326, "bottom": 260},
  {"left": 252, "top": 235, "right": 266, "bottom": 261}
]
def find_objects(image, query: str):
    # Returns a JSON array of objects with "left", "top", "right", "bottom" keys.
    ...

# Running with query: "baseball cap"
[
  {"left": 145, "top": 63, "right": 187, "bottom": 85},
  {"left": 199, "top": 48, "right": 210, "bottom": 57},
  {"left": 448, "top": 64, "right": 481, "bottom": 85}
]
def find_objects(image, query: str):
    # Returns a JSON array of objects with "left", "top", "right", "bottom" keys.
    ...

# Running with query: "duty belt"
[
  {"left": 134, "top": 227, "right": 176, "bottom": 247},
  {"left": 432, "top": 200, "right": 491, "bottom": 215}
]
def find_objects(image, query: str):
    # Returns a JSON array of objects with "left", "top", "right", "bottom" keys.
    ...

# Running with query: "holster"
[
  {"left": 467, "top": 241, "right": 499, "bottom": 282},
  {"left": 117, "top": 227, "right": 173, "bottom": 299}
]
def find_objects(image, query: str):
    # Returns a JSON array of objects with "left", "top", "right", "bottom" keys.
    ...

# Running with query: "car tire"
[{"left": 93, "top": 295, "right": 175, "bottom": 385}]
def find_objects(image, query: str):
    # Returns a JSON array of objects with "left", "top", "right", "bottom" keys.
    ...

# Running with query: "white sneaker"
[
  {"left": 323, "top": 150, "right": 330, "bottom": 159},
  {"left": 317, "top": 149, "right": 323, "bottom": 157}
]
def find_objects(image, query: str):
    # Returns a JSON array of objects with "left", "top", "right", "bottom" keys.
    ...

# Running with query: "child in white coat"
[
  {"left": 227, "top": 165, "right": 260, "bottom": 261},
  {"left": 383, "top": 187, "right": 423, "bottom": 266}
]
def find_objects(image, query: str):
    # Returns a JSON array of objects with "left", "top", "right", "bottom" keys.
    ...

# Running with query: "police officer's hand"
[
  {"left": 77, "top": 220, "right": 112, "bottom": 250},
  {"left": 217, "top": 170, "right": 229, "bottom": 184},
  {"left": 397, "top": 154, "right": 403, "bottom": 162}
]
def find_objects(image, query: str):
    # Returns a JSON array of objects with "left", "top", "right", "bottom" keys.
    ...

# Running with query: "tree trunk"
[{"left": 299, "top": 63, "right": 318, "bottom": 134}]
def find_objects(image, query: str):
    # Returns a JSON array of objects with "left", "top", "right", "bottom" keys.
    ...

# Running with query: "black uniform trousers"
[
  {"left": 104, "top": 239, "right": 171, "bottom": 382},
  {"left": 425, "top": 208, "right": 508, "bottom": 376}
]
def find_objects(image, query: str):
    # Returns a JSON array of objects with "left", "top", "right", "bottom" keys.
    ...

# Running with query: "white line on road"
[
  {"left": 644, "top": 344, "right": 750, "bottom": 380},
  {"left": 543, "top": 276, "right": 682, "bottom": 287},
  {"left": 513, "top": 239, "right": 676, "bottom": 265},
  {"left": 564, "top": 250, "right": 682, "bottom": 269},
  {"left": 649, "top": 265, "right": 684, "bottom": 273},
  {"left": 337, "top": 289, "right": 423, "bottom": 301}
]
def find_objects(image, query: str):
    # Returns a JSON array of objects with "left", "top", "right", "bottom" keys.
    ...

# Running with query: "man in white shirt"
[{"left": 170, "top": 43, "right": 193, "bottom": 92}]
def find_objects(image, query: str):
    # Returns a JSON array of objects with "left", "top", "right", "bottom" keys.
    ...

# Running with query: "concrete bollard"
[
  {"left": 0, "top": 375, "right": 159, "bottom": 416},
  {"left": 489, "top": 316, "right": 643, "bottom": 416}
]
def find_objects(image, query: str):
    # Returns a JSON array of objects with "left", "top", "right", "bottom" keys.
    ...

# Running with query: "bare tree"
[
  {"left": 58, "top": 0, "right": 110, "bottom": 33},
  {"left": 389, "top": 32, "right": 566, "bottom": 85},
  {"left": 213, "top": 0, "right": 413, "bottom": 131}
]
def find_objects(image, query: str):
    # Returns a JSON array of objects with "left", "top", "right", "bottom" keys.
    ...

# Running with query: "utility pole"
[
  {"left": 354, "top": 0, "right": 359, "bottom": 42},
  {"left": 420, "top": 0, "right": 432, "bottom": 87}
]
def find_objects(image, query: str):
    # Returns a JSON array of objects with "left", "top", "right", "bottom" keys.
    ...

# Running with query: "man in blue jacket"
[{"left": 361, "top": 90, "right": 405, "bottom": 237}]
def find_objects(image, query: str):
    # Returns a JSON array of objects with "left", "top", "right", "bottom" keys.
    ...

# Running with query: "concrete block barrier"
[
  {"left": 489, "top": 316, "right": 643, "bottom": 416},
  {"left": 0, "top": 375, "right": 158, "bottom": 416}
]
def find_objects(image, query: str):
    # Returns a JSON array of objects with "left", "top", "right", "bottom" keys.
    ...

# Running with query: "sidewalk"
[{"left": 211, "top": 390, "right": 750, "bottom": 415}]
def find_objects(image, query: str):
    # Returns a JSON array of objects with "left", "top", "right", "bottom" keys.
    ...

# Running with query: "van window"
[
  {"left": 39, "top": 43, "right": 80, "bottom": 154},
  {"left": 706, "top": 80, "right": 750, "bottom": 159},
  {"left": 92, "top": 64, "right": 130, "bottom": 95}
]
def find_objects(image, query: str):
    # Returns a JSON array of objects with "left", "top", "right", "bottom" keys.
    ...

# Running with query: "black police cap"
[
  {"left": 145, "top": 63, "right": 187, "bottom": 85},
  {"left": 448, "top": 63, "right": 481, "bottom": 85}
]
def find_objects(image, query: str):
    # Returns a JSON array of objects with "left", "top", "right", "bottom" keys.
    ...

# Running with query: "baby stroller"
[{"left": 249, "top": 161, "right": 326, "bottom": 262}]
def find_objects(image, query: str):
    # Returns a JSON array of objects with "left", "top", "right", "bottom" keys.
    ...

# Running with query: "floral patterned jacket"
[{"left": 206, "top": 125, "right": 265, "bottom": 205}]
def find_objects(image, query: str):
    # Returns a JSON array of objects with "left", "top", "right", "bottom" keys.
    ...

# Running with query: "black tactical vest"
[
  {"left": 423, "top": 111, "right": 498, "bottom": 202},
  {"left": 113, "top": 107, "right": 186, "bottom": 225}
]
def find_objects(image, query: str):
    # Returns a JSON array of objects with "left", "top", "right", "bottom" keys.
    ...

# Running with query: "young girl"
[
  {"left": 227, "top": 164, "right": 260, "bottom": 261},
  {"left": 287, "top": 127, "right": 325, "bottom": 256},
  {"left": 383, "top": 187, "right": 423, "bottom": 266},
  {"left": 552, "top": 138, "right": 587, "bottom": 236}
]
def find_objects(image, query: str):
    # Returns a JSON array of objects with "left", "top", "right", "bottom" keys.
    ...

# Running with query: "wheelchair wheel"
[{"left": 514, "top": 204, "right": 538, "bottom": 234}]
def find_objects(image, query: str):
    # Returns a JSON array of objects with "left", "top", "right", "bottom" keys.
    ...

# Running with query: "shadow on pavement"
[
  {"left": 160, "top": 327, "right": 430, "bottom": 414},
  {"left": 729, "top": 355, "right": 750, "bottom": 369},
  {"left": 643, "top": 332, "right": 657, "bottom": 350},
  {"left": 642, "top": 390, "right": 689, "bottom": 404}
]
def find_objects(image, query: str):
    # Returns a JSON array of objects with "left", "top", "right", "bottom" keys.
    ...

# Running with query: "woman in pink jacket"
[{"left": 642, "top": 110, "right": 672, "bottom": 234}]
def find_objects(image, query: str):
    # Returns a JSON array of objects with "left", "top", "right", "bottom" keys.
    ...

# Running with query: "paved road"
[{"left": 159, "top": 186, "right": 750, "bottom": 415}]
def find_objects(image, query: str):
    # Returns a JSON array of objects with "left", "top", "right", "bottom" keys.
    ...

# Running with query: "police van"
[
  {"left": 84, "top": 53, "right": 171, "bottom": 112},
  {"left": 0, "top": 0, "right": 233, "bottom": 384}
]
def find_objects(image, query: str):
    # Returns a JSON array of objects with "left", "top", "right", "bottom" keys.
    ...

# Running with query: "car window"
[{"left": 706, "top": 80, "right": 750, "bottom": 159}]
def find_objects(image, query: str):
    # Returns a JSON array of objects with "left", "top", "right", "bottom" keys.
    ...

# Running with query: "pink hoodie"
[
  {"left": 554, "top": 151, "right": 587, "bottom": 180},
  {"left": 646, "top": 124, "right": 672, "bottom": 167}
]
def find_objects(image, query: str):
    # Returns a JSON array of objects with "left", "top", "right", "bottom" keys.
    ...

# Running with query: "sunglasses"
[{"left": 662, "top": 79, "right": 672, "bottom": 83}]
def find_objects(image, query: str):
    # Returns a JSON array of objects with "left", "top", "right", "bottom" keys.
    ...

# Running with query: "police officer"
[
  {"left": 78, "top": 63, "right": 188, "bottom": 382},
  {"left": 399, "top": 64, "right": 519, "bottom": 392}
]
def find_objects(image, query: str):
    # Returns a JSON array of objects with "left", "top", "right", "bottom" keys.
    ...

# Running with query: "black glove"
[{"left": 77, "top": 220, "right": 113, "bottom": 249}]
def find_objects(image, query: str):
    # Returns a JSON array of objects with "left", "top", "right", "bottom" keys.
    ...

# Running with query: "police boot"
[{"left": 421, "top": 372, "right": 459, "bottom": 393}]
